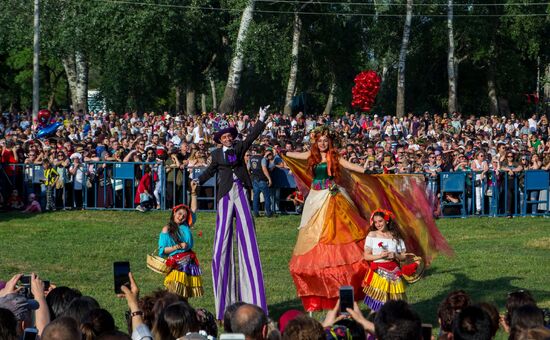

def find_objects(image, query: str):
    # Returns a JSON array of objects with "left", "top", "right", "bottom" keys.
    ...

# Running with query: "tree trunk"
[
  {"left": 395, "top": 0, "right": 413, "bottom": 118},
  {"left": 201, "top": 94, "right": 207, "bottom": 113},
  {"left": 487, "top": 64, "right": 499, "bottom": 115},
  {"left": 75, "top": 52, "right": 88, "bottom": 113},
  {"left": 186, "top": 87, "right": 196, "bottom": 116},
  {"left": 218, "top": 0, "right": 255, "bottom": 113},
  {"left": 284, "top": 13, "right": 302, "bottom": 116},
  {"left": 544, "top": 63, "right": 550, "bottom": 106},
  {"left": 47, "top": 73, "right": 62, "bottom": 111},
  {"left": 209, "top": 77, "right": 217, "bottom": 111},
  {"left": 381, "top": 57, "right": 388, "bottom": 85},
  {"left": 323, "top": 81, "right": 336, "bottom": 115},
  {"left": 175, "top": 85, "right": 183, "bottom": 113},
  {"left": 447, "top": 0, "right": 458, "bottom": 114},
  {"left": 62, "top": 52, "right": 88, "bottom": 113}
]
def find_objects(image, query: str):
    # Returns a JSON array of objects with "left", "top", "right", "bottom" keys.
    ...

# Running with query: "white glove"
[{"left": 259, "top": 105, "right": 270, "bottom": 122}]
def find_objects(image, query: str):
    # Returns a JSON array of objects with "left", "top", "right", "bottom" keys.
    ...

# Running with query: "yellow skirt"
[
  {"left": 362, "top": 267, "right": 406, "bottom": 311},
  {"left": 164, "top": 270, "right": 204, "bottom": 298}
]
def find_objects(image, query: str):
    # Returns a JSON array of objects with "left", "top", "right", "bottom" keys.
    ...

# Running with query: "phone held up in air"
[
  {"left": 22, "top": 328, "right": 38, "bottom": 340},
  {"left": 113, "top": 261, "right": 130, "bottom": 294},
  {"left": 422, "top": 323, "right": 433, "bottom": 340},
  {"left": 339, "top": 285, "right": 354, "bottom": 315},
  {"left": 220, "top": 334, "right": 246, "bottom": 340}
]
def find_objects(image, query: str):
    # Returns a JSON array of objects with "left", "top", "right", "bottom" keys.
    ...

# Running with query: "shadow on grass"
[
  {"left": 412, "top": 270, "right": 550, "bottom": 324},
  {"left": 0, "top": 211, "right": 43, "bottom": 223}
]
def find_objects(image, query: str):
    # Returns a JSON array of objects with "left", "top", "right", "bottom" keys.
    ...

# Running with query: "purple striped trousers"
[{"left": 212, "top": 180, "right": 267, "bottom": 320}]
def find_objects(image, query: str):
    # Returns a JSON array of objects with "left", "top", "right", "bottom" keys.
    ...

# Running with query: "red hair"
[{"left": 307, "top": 131, "right": 340, "bottom": 179}]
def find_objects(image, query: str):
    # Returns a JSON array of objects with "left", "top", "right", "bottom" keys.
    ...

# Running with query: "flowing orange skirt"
[{"left": 289, "top": 187, "right": 370, "bottom": 312}]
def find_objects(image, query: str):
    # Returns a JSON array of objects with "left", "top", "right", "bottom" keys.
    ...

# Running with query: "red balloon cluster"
[{"left": 351, "top": 70, "right": 381, "bottom": 112}]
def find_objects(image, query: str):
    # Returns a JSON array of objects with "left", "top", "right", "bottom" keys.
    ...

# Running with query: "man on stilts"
[{"left": 197, "top": 107, "right": 269, "bottom": 320}]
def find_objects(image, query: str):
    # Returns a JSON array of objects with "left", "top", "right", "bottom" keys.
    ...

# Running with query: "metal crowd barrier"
[
  {"left": 3, "top": 162, "right": 549, "bottom": 218},
  {"left": 439, "top": 170, "right": 550, "bottom": 218}
]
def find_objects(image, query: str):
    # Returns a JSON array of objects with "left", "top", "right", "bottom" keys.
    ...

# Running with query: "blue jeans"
[{"left": 253, "top": 179, "right": 272, "bottom": 216}]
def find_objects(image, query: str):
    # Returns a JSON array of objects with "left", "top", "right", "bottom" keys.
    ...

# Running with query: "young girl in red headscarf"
[
  {"left": 362, "top": 209, "right": 418, "bottom": 311},
  {"left": 158, "top": 181, "right": 203, "bottom": 298}
]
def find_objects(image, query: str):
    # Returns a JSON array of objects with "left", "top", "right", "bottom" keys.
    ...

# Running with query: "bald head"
[
  {"left": 230, "top": 304, "right": 267, "bottom": 340},
  {"left": 41, "top": 316, "right": 80, "bottom": 340}
]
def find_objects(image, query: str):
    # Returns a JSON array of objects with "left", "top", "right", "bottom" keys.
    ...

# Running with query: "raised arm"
[
  {"left": 241, "top": 106, "right": 269, "bottom": 151},
  {"left": 285, "top": 151, "right": 310, "bottom": 160},
  {"left": 190, "top": 180, "right": 198, "bottom": 213},
  {"left": 30, "top": 273, "right": 50, "bottom": 336},
  {"left": 340, "top": 157, "right": 366, "bottom": 173}
]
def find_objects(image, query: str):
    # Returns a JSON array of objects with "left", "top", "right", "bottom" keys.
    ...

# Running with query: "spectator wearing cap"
[
  {"left": 0, "top": 273, "right": 50, "bottom": 337},
  {"left": 278, "top": 309, "right": 303, "bottom": 334}
]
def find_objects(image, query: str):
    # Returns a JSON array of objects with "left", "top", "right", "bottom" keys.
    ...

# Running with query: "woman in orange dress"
[
  {"left": 283, "top": 127, "right": 453, "bottom": 313},
  {"left": 283, "top": 127, "right": 370, "bottom": 312}
]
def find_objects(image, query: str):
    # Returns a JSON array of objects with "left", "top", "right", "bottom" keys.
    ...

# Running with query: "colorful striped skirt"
[
  {"left": 164, "top": 251, "right": 204, "bottom": 298},
  {"left": 362, "top": 261, "right": 406, "bottom": 312}
]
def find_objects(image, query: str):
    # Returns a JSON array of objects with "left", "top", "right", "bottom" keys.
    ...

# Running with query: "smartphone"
[
  {"left": 422, "top": 323, "right": 433, "bottom": 340},
  {"left": 220, "top": 334, "right": 246, "bottom": 340},
  {"left": 22, "top": 328, "right": 38, "bottom": 340},
  {"left": 43, "top": 280, "right": 50, "bottom": 291},
  {"left": 339, "top": 286, "right": 354, "bottom": 314},
  {"left": 113, "top": 261, "right": 130, "bottom": 294}
]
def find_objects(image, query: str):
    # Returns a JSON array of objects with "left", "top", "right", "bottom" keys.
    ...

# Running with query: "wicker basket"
[
  {"left": 146, "top": 252, "right": 171, "bottom": 275},
  {"left": 400, "top": 253, "right": 425, "bottom": 284}
]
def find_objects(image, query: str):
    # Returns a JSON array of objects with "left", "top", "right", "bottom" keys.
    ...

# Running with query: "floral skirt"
[
  {"left": 362, "top": 261, "right": 406, "bottom": 312},
  {"left": 164, "top": 251, "right": 203, "bottom": 298}
]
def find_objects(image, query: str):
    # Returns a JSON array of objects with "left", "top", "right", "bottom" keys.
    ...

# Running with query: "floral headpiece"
[
  {"left": 369, "top": 208, "right": 394, "bottom": 226},
  {"left": 172, "top": 204, "right": 194, "bottom": 227},
  {"left": 311, "top": 125, "right": 337, "bottom": 140}
]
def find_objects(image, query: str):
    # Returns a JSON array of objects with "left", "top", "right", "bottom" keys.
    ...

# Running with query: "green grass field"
[{"left": 1, "top": 211, "right": 549, "bottom": 338}]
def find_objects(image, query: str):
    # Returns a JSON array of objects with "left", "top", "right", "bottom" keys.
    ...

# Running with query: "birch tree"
[
  {"left": 447, "top": 0, "right": 457, "bottom": 114},
  {"left": 284, "top": 13, "right": 302, "bottom": 116},
  {"left": 396, "top": 0, "right": 413, "bottom": 117},
  {"left": 218, "top": 0, "right": 255, "bottom": 113},
  {"left": 62, "top": 52, "right": 88, "bottom": 113}
]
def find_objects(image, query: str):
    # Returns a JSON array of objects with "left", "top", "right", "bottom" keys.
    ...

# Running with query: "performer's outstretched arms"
[
  {"left": 340, "top": 157, "right": 367, "bottom": 173},
  {"left": 284, "top": 151, "right": 310, "bottom": 160}
]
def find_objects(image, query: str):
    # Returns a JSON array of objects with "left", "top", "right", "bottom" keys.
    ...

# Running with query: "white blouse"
[{"left": 365, "top": 236, "right": 406, "bottom": 263}]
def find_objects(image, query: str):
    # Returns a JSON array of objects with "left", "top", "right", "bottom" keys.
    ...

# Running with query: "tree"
[
  {"left": 284, "top": 13, "right": 302, "bottom": 115},
  {"left": 219, "top": 0, "right": 255, "bottom": 113},
  {"left": 447, "top": 0, "right": 457, "bottom": 113},
  {"left": 396, "top": 0, "right": 413, "bottom": 117}
]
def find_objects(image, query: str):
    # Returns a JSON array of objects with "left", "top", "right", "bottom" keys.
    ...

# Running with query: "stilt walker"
[{"left": 197, "top": 107, "right": 269, "bottom": 320}]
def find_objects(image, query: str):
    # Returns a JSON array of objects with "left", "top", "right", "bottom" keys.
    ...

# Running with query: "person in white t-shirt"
[{"left": 361, "top": 209, "right": 418, "bottom": 312}]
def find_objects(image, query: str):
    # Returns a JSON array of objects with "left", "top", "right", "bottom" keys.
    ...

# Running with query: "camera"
[
  {"left": 18, "top": 275, "right": 50, "bottom": 299},
  {"left": 19, "top": 275, "right": 32, "bottom": 299}
]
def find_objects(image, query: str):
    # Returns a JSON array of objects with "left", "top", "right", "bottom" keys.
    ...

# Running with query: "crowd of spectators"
[
  {"left": 0, "top": 272, "right": 549, "bottom": 339},
  {"left": 1, "top": 110, "right": 550, "bottom": 216}
]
